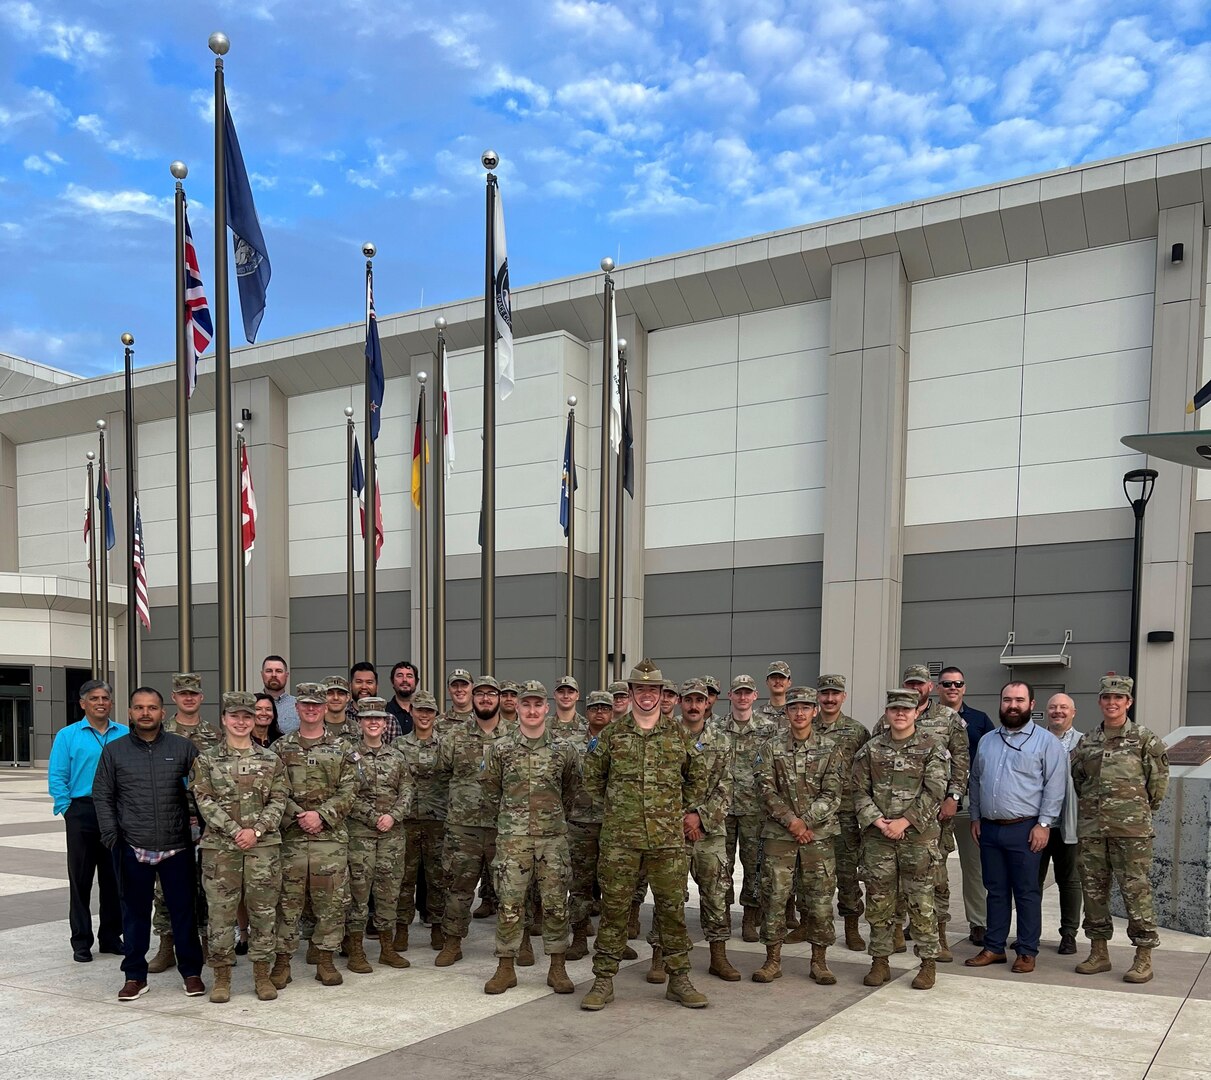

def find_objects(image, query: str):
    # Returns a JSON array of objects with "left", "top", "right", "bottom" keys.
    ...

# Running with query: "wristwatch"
[
  {"left": 254, "top": 828, "right": 263, "bottom": 839},
  {"left": 1037, "top": 820, "right": 1052, "bottom": 829}
]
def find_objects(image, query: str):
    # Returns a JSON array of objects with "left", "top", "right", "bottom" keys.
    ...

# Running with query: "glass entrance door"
[{"left": 0, "top": 700, "right": 33, "bottom": 767}]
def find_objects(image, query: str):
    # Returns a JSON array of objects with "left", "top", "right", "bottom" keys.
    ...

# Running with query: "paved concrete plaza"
[{"left": 2, "top": 768, "right": 1210, "bottom": 1080}]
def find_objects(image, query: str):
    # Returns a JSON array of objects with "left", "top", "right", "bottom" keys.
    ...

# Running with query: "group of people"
[{"left": 47, "top": 653, "right": 1171, "bottom": 1010}]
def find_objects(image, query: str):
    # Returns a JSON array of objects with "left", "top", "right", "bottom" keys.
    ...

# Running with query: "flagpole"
[
  {"left": 481, "top": 151, "right": 498, "bottom": 674},
  {"left": 171, "top": 162, "right": 193, "bottom": 673},
  {"left": 362, "top": 243, "right": 378, "bottom": 667},
  {"left": 597, "top": 260, "right": 614, "bottom": 683},
  {"left": 344, "top": 406, "right": 356, "bottom": 672},
  {"left": 234, "top": 422, "right": 247, "bottom": 690},
  {"left": 86, "top": 452, "right": 99, "bottom": 678},
  {"left": 209, "top": 30, "right": 236, "bottom": 693},
  {"left": 612, "top": 344, "right": 627, "bottom": 681},
  {"left": 416, "top": 374, "right": 430, "bottom": 687},
  {"left": 565, "top": 396, "right": 577, "bottom": 674},
  {"left": 433, "top": 318, "right": 448, "bottom": 696},
  {"left": 97, "top": 420, "right": 110, "bottom": 684},
  {"left": 121, "top": 333, "right": 138, "bottom": 693}
]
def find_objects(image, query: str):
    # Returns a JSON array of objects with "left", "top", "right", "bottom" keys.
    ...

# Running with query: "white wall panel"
[
  {"left": 738, "top": 300, "right": 829, "bottom": 358},
  {"left": 908, "top": 367, "right": 1023, "bottom": 429},
  {"left": 1021, "top": 349, "right": 1151, "bottom": 414},
  {"left": 1023, "top": 292, "right": 1155, "bottom": 365},
  {"left": 1025, "top": 239, "right": 1155, "bottom": 312},
  {"left": 1019, "top": 401, "right": 1149, "bottom": 466},
  {"left": 1019, "top": 455, "right": 1146, "bottom": 515},
  {"left": 905, "top": 468, "right": 1019, "bottom": 525},
  {"left": 647, "top": 316, "right": 739, "bottom": 375},
  {"left": 910, "top": 317, "right": 1024, "bottom": 381},
  {"left": 906, "top": 418, "right": 1021, "bottom": 478},
  {"left": 911, "top": 263, "right": 1025, "bottom": 332}
]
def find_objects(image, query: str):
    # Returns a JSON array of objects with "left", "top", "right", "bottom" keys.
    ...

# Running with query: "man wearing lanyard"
[
  {"left": 966, "top": 681, "right": 1067, "bottom": 973},
  {"left": 48, "top": 680, "right": 128, "bottom": 962}
]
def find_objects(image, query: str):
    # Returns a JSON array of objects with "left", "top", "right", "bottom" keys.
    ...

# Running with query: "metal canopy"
[{"left": 1121, "top": 431, "right": 1211, "bottom": 469}]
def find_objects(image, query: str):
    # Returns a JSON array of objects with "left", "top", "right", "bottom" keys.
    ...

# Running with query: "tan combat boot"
[
  {"left": 936, "top": 918, "right": 953, "bottom": 963},
  {"left": 209, "top": 965, "right": 232, "bottom": 1003},
  {"left": 810, "top": 944, "right": 836, "bottom": 985},
  {"left": 253, "top": 960, "right": 278, "bottom": 1000},
  {"left": 863, "top": 956, "right": 891, "bottom": 986},
  {"left": 621, "top": 943, "right": 638, "bottom": 960},
  {"left": 741, "top": 907, "right": 760, "bottom": 943},
  {"left": 393, "top": 923, "right": 409, "bottom": 952},
  {"left": 784, "top": 897, "right": 799, "bottom": 930},
  {"left": 314, "top": 949, "right": 343, "bottom": 985},
  {"left": 567, "top": 920, "right": 590, "bottom": 961},
  {"left": 517, "top": 931, "right": 536, "bottom": 967},
  {"left": 484, "top": 956, "right": 517, "bottom": 995},
  {"left": 269, "top": 953, "right": 292, "bottom": 989},
  {"left": 147, "top": 934, "right": 176, "bottom": 974},
  {"left": 429, "top": 924, "right": 444, "bottom": 951},
  {"left": 1075, "top": 939, "right": 1112, "bottom": 975},
  {"left": 473, "top": 895, "right": 497, "bottom": 919},
  {"left": 305, "top": 940, "right": 321, "bottom": 965},
  {"left": 580, "top": 975, "right": 614, "bottom": 1010},
  {"left": 627, "top": 901, "right": 642, "bottom": 940},
  {"left": 892, "top": 924, "right": 907, "bottom": 953},
  {"left": 547, "top": 953, "right": 574, "bottom": 994},
  {"left": 911, "top": 958, "right": 936, "bottom": 990},
  {"left": 708, "top": 940, "right": 741, "bottom": 982},
  {"left": 345, "top": 932, "right": 373, "bottom": 974},
  {"left": 1123, "top": 946, "right": 1153, "bottom": 984},
  {"left": 844, "top": 915, "right": 866, "bottom": 951},
  {"left": 646, "top": 945, "right": 666, "bottom": 984},
  {"left": 752, "top": 943, "right": 782, "bottom": 983},
  {"left": 434, "top": 934, "right": 463, "bottom": 967},
  {"left": 378, "top": 933, "right": 411, "bottom": 969},
  {"left": 665, "top": 971, "right": 708, "bottom": 1008}
]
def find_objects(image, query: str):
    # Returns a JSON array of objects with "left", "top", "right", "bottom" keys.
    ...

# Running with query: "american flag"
[
  {"left": 132, "top": 496, "right": 150, "bottom": 630},
  {"left": 184, "top": 205, "right": 213, "bottom": 398}
]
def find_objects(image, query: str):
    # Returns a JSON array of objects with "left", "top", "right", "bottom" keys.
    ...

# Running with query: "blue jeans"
[
  {"left": 979, "top": 819, "right": 1042, "bottom": 957},
  {"left": 117, "top": 845, "right": 204, "bottom": 981}
]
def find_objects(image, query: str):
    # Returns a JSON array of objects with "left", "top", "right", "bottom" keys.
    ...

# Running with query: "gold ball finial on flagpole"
[
  {"left": 170, "top": 161, "right": 188, "bottom": 180},
  {"left": 481, "top": 149, "right": 499, "bottom": 171},
  {"left": 600, "top": 257, "right": 615, "bottom": 273},
  {"left": 208, "top": 32, "right": 230, "bottom": 55},
  {"left": 121, "top": 333, "right": 134, "bottom": 347},
  {"left": 362, "top": 242, "right": 376, "bottom": 259}
]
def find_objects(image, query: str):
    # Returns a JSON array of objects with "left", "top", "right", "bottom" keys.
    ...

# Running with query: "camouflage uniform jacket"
[
  {"left": 875, "top": 700, "right": 969, "bottom": 800},
  {"left": 551, "top": 713, "right": 588, "bottom": 740},
  {"left": 681, "top": 722, "right": 733, "bottom": 835},
  {"left": 394, "top": 731, "right": 448, "bottom": 821},
  {"left": 584, "top": 712, "right": 708, "bottom": 850},
  {"left": 348, "top": 741, "right": 413, "bottom": 834},
  {"left": 165, "top": 716, "right": 221, "bottom": 751},
  {"left": 272, "top": 730, "right": 358, "bottom": 843},
  {"left": 437, "top": 716, "right": 513, "bottom": 828},
  {"left": 759, "top": 702, "right": 787, "bottom": 726},
  {"left": 853, "top": 730, "right": 949, "bottom": 841},
  {"left": 713, "top": 712, "right": 780, "bottom": 816},
  {"left": 757, "top": 728, "right": 843, "bottom": 841},
  {"left": 324, "top": 717, "right": 362, "bottom": 744},
  {"left": 815, "top": 713, "right": 871, "bottom": 813},
  {"left": 440, "top": 709, "right": 473, "bottom": 730},
  {"left": 568, "top": 727, "right": 610, "bottom": 825},
  {"left": 481, "top": 727, "right": 582, "bottom": 838},
  {"left": 191, "top": 742, "right": 288, "bottom": 850},
  {"left": 1070, "top": 719, "right": 1170, "bottom": 839}
]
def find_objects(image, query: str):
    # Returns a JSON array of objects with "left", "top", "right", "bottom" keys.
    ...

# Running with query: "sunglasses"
[{"left": 939, "top": 680, "right": 964, "bottom": 689}]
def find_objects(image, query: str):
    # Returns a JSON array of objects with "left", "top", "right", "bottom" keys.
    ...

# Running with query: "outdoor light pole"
[{"left": 1124, "top": 467, "right": 1158, "bottom": 713}]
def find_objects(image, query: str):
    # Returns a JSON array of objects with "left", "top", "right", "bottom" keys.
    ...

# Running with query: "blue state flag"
[
  {"left": 559, "top": 411, "right": 577, "bottom": 537},
  {"left": 224, "top": 101, "right": 271, "bottom": 343},
  {"left": 366, "top": 274, "right": 384, "bottom": 442},
  {"left": 96, "top": 469, "right": 115, "bottom": 551}
]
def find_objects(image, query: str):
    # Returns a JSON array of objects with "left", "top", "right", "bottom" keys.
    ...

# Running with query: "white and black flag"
[{"left": 494, "top": 189, "right": 514, "bottom": 399}]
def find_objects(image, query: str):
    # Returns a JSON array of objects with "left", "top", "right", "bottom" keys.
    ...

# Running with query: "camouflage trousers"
[
  {"left": 567, "top": 820, "right": 602, "bottom": 929},
  {"left": 861, "top": 830, "right": 938, "bottom": 959},
  {"left": 649, "top": 833, "right": 732, "bottom": 946},
  {"left": 761, "top": 837, "right": 836, "bottom": 947},
  {"left": 441, "top": 823, "right": 497, "bottom": 940},
  {"left": 493, "top": 835, "right": 570, "bottom": 958},
  {"left": 153, "top": 844, "right": 207, "bottom": 936},
  {"left": 1078, "top": 836, "right": 1160, "bottom": 948},
  {"left": 399, "top": 820, "right": 445, "bottom": 927},
  {"left": 831, "top": 812, "right": 864, "bottom": 917},
  {"left": 347, "top": 826, "right": 406, "bottom": 934},
  {"left": 275, "top": 838, "right": 349, "bottom": 954},
  {"left": 201, "top": 845, "right": 281, "bottom": 965},
  {"left": 896, "top": 818, "right": 952, "bottom": 926},
  {"left": 593, "top": 845, "right": 691, "bottom": 978},
  {"left": 725, "top": 813, "right": 764, "bottom": 909}
]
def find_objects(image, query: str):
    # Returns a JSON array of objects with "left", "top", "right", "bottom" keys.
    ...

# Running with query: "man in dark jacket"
[{"left": 93, "top": 686, "right": 205, "bottom": 1001}]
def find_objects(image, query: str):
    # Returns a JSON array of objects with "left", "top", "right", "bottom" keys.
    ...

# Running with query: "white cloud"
[
  {"left": 307, "top": 181, "right": 325, "bottom": 197},
  {"left": 345, "top": 144, "right": 406, "bottom": 189},
  {"left": 0, "top": 2, "right": 108, "bottom": 64},
  {"left": 550, "top": 0, "right": 635, "bottom": 37},
  {"left": 0, "top": 86, "right": 68, "bottom": 133},
  {"left": 610, "top": 156, "right": 707, "bottom": 220},
  {"left": 24, "top": 152, "right": 63, "bottom": 174},
  {"left": 60, "top": 183, "right": 172, "bottom": 222},
  {"left": 738, "top": 19, "right": 806, "bottom": 65},
  {"left": 72, "top": 113, "right": 148, "bottom": 157},
  {"left": 250, "top": 172, "right": 278, "bottom": 190}
]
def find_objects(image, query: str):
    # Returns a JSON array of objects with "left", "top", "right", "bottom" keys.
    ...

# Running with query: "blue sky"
[{"left": 1, "top": 0, "right": 1209, "bottom": 377}]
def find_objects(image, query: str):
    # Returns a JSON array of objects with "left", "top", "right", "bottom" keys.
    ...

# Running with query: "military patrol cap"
[
  {"left": 627, "top": 658, "right": 664, "bottom": 686},
  {"left": 412, "top": 690, "right": 439, "bottom": 711},
  {"left": 586, "top": 691, "right": 613, "bottom": 708},
  {"left": 886, "top": 688, "right": 919, "bottom": 709},
  {"left": 608, "top": 681, "right": 629, "bottom": 696},
  {"left": 555, "top": 675, "right": 579, "bottom": 692},
  {"left": 221, "top": 690, "right": 256, "bottom": 714},
  {"left": 662, "top": 679, "right": 679, "bottom": 694},
  {"left": 173, "top": 673, "right": 203, "bottom": 693},
  {"left": 472, "top": 674, "right": 500, "bottom": 692},
  {"left": 322, "top": 675, "right": 350, "bottom": 693},
  {"left": 355, "top": 696, "right": 391, "bottom": 719},
  {"left": 680, "top": 678, "right": 709, "bottom": 698},
  {"left": 295, "top": 681, "right": 325, "bottom": 704},
  {"left": 786, "top": 686, "right": 818, "bottom": 706},
  {"left": 766, "top": 660, "right": 791, "bottom": 678},
  {"left": 730, "top": 674, "right": 757, "bottom": 691},
  {"left": 1099, "top": 672, "right": 1134, "bottom": 696},
  {"left": 902, "top": 664, "right": 932, "bottom": 685},
  {"left": 703, "top": 675, "right": 721, "bottom": 694},
  {"left": 519, "top": 680, "right": 548, "bottom": 700},
  {"left": 817, "top": 674, "right": 847, "bottom": 692},
  {"left": 448, "top": 668, "right": 472, "bottom": 686},
  {"left": 500, "top": 680, "right": 522, "bottom": 694}
]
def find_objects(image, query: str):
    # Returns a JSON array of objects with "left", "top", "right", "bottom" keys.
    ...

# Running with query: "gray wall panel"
[
  {"left": 289, "top": 592, "right": 410, "bottom": 685},
  {"left": 142, "top": 602, "right": 220, "bottom": 723},
  {"left": 645, "top": 570, "right": 734, "bottom": 617},
  {"left": 901, "top": 548, "right": 1015, "bottom": 603}
]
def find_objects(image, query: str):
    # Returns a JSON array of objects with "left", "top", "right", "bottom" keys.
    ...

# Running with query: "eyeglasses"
[{"left": 939, "top": 680, "right": 964, "bottom": 689}]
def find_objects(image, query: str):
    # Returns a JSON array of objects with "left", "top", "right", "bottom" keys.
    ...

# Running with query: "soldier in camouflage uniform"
[
  {"left": 659, "top": 680, "right": 680, "bottom": 720},
  {"left": 717, "top": 674, "right": 780, "bottom": 942},
  {"left": 344, "top": 697, "right": 413, "bottom": 973},
  {"left": 442, "top": 669, "right": 474, "bottom": 729},
  {"left": 148, "top": 673, "right": 221, "bottom": 976},
  {"left": 855, "top": 688, "right": 949, "bottom": 991},
  {"left": 610, "top": 679, "right": 649, "bottom": 937},
  {"left": 191, "top": 691, "right": 289, "bottom": 1003},
  {"left": 759, "top": 661, "right": 791, "bottom": 725},
  {"left": 581, "top": 659, "right": 711, "bottom": 1012},
  {"left": 499, "top": 680, "right": 521, "bottom": 725},
  {"left": 753, "top": 686, "right": 843, "bottom": 986},
  {"left": 270, "top": 682, "right": 358, "bottom": 988},
  {"left": 553, "top": 676, "right": 587, "bottom": 738},
  {"left": 395, "top": 690, "right": 448, "bottom": 953},
  {"left": 480, "top": 681, "right": 582, "bottom": 995},
  {"left": 703, "top": 675, "right": 722, "bottom": 723},
  {"left": 567, "top": 691, "right": 617, "bottom": 960},
  {"left": 434, "top": 675, "right": 512, "bottom": 965},
  {"left": 323, "top": 676, "right": 360, "bottom": 742},
  {"left": 1071, "top": 674, "right": 1170, "bottom": 984}
]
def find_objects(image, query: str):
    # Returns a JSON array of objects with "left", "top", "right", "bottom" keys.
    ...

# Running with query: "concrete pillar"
[
  {"left": 0, "top": 434, "right": 16, "bottom": 571},
  {"left": 818, "top": 254, "right": 910, "bottom": 724},
  {"left": 1137, "top": 205, "right": 1207, "bottom": 735}
]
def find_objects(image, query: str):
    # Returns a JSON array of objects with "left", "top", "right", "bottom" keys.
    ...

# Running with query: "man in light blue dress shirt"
[{"left": 965, "top": 681, "right": 1068, "bottom": 973}]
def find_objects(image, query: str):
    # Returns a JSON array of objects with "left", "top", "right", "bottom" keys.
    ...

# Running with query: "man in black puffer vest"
[{"left": 94, "top": 686, "right": 206, "bottom": 1001}]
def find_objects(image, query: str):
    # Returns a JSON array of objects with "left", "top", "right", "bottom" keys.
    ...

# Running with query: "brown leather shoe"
[
  {"left": 1011, "top": 954, "right": 1036, "bottom": 973},
  {"left": 182, "top": 975, "right": 206, "bottom": 996},
  {"left": 964, "top": 949, "right": 1008, "bottom": 967}
]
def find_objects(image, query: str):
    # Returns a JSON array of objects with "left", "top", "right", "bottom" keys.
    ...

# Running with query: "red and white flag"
[
  {"left": 83, "top": 474, "right": 92, "bottom": 566},
  {"left": 239, "top": 443, "right": 257, "bottom": 566},
  {"left": 132, "top": 496, "right": 150, "bottom": 630},
  {"left": 352, "top": 435, "right": 384, "bottom": 563},
  {"left": 442, "top": 358, "right": 455, "bottom": 479}
]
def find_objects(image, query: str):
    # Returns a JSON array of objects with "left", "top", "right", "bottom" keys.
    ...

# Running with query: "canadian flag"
[{"left": 240, "top": 443, "right": 257, "bottom": 565}]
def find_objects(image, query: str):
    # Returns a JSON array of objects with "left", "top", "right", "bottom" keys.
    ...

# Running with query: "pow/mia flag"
[{"left": 493, "top": 187, "right": 514, "bottom": 399}]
